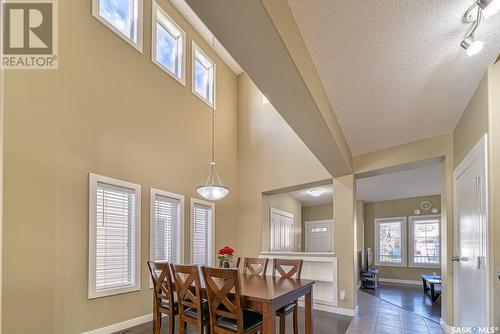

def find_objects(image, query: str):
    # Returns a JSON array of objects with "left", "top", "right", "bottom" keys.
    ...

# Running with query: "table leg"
[
  {"left": 430, "top": 283, "right": 435, "bottom": 301},
  {"left": 422, "top": 278, "right": 428, "bottom": 293},
  {"left": 262, "top": 302, "right": 275, "bottom": 334},
  {"left": 305, "top": 287, "right": 314, "bottom": 334}
]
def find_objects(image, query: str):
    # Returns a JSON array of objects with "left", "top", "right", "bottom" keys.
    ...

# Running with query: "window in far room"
[
  {"left": 409, "top": 215, "right": 441, "bottom": 267},
  {"left": 375, "top": 217, "right": 407, "bottom": 266}
]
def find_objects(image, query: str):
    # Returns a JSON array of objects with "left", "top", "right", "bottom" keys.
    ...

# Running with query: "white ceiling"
[
  {"left": 287, "top": 0, "right": 500, "bottom": 155},
  {"left": 288, "top": 184, "right": 333, "bottom": 207},
  {"left": 356, "top": 164, "right": 442, "bottom": 203}
]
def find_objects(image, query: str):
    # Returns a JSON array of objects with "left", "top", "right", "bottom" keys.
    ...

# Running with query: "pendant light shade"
[
  {"left": 197, "top": 162, "right": 230, "bottom": 200},
  {"left": 197, "top": 35, "right": 230, "bottom": 201}
]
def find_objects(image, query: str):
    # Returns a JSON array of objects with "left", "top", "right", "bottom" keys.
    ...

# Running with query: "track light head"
[
  {"left": 461, "top": 36, "right": 484, "bottom": 56},
  {"left": 478, "top": 0, "right": 500, "bottom": 18}
]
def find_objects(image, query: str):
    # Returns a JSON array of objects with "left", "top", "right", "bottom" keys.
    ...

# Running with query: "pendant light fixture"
[{"left": 196, "top": 35, "right": 230, "bottom": 201}]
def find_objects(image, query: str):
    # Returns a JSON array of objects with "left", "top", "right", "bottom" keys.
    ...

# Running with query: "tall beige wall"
[
  {"left": 236, "top": 73, "right": 331, "bottom": 257},
  {"left": 2, "top": 1, "right": 238, "bottom": 333},
  {"left": 453, "top": 74, "right": 489, "bottom": 168},
  {"left": 262, "top": 193, "right": 302, "bottom": 251},
  {"left": 364, "top": 195, "right": 442, "bottom": 281},
  {"left": 487, "top": 62, "right": 500, "bottom": 325},
  {"left": 353, "top": 134, "right": 454, "bottom": 324}
]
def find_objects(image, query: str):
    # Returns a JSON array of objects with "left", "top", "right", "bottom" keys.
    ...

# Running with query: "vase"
[{"left": 223, "top": 260, "right": 230, "bottom": 268}]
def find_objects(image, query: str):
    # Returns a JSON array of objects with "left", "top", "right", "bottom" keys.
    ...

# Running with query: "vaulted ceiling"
[{"left": 288, "top": 0, "right": 500, "bottom": 155}]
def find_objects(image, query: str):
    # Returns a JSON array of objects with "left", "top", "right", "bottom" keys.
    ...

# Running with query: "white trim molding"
[
  {"left": 81, "top": 313, "right": 169, "bottom": 334},
  {"left": 379, "top": 278, "right": 421, "bottom": 286},
  {"left": 440, "top": 318, "right": 453, "bottom": 334}
]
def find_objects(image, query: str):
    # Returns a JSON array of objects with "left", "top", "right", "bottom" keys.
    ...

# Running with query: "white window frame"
[
  {"left": 269, "top": 207, "right": 294, "bottom": 252},
  {"left": 151, "top": 1, "right": 186, "bottom": 85},
  {"left": 92, "top": 0, "right": 144, "bottom": 53},
  {"left": 374, "top": 217, "right": 407, "bottom": 267},
  {"left": 409, "top": 214, "right": 441, "bottom": 268},
  {"left": 88, "top": 173, "right": 142, "bottom": 299},
  {"left": 191, "top": 41, "right": 216, "bottom": 109},
  {"left": 149, "top": 188, "right": 185, "bottom": 263},
  {"left": 190, "top": 198, "right": 215, "bottom": 266}
]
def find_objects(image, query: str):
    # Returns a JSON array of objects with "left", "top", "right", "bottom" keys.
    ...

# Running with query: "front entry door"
[
  {"left": 453, "top": 135, "right": 489, "bottom": 327},
  {"left": 305, "top": 220, "right": 333, "bottom": 252}
]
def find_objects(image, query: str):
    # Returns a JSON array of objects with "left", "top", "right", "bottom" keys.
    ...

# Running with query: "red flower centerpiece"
[{"left": 217, "top": 246, "right": 235, "bottom": 267}]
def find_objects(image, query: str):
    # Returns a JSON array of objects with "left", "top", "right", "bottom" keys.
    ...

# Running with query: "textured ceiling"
[
  {"left": 356, "top": 164, "right": 442, "bottom": 203},
  {"left": 288, "top": 184, "right": 333, "bottom": 207},
  {"left": 288, "top": 0, "right": 500, "bottom": 155}
]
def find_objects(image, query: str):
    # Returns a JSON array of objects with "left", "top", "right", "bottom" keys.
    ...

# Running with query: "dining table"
[{"left": 197, "top": 272, "right": 315, "bottom": 334}]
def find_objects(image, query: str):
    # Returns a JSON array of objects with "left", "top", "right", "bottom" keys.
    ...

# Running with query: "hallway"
[{"left": 347, "top": 291, "right": 444, "bottom": 334}]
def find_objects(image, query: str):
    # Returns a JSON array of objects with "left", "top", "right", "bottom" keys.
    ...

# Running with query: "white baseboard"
[
  {"left": 297, "top": 301, "right": 358, "bottom": 317},
  {"left": 81, "top": 313, "right": 168, "bottom": 334},
  {"left": 379, "top": 278, "right": 421, "bottom": 286},
  {"left": 440, "top": 318, "right": 452, "bottom": 334}
]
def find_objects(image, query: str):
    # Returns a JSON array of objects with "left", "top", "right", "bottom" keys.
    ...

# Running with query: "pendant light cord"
[{"left": 211, "top": 34, "right": 216, "bottom": 163}]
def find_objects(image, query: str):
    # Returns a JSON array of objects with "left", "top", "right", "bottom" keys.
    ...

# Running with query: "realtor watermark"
[
  {"left": 451, "top": 327, "right": 499, "bottom": 334},
  {"left": 1, "top": 0, "right": 58, "bottom": 69}
]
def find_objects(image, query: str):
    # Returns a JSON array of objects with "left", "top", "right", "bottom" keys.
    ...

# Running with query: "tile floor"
[{"left": 347, "top": 291, "right": 445, "bottom": 334}]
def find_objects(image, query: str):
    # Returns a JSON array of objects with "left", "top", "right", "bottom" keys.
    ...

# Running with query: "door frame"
[
  {"left": 304, "top": 219, "right": 334, "bottom": 252},
  {"left": 452, "top": 134, "right": 489, "bottom": 325}
]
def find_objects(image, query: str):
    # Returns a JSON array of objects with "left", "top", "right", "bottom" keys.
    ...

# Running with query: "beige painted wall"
[
  {"left": 236, "top": 73, "right": 331, "bottom": 257},
  {"left": 2, "top": 1, "right": 238, "bottom": 333},
  {"left": 353, "top": 134, "right": 454, "bottom": 324},
  {"left": 487, "top": 62, "right": 500, "bottom": 325},
  {"left": 364, "top": 196, "right": 442, "bottom": 281},
  {"left": 262, "top": 193, "right": 302, "bottom": 251},
  {"left": 453, "top": 74, "right": 489, "bottom": 168},
  {"left": 301, "top": 204, "right": 334, "bottom": 250}
]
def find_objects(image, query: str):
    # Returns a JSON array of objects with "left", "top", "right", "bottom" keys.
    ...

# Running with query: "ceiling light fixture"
[
  {"left": 308, "top": 188, "right": 326, "bottom": 197},
  {"left": 461, "top": 3, "right": 484, "bottom": 56},
  {"left": 196, "top": 35, "right": 230, "bottom": 201},
  {"left": 478, "top": 0, "right": 500, "bottom": 18}
]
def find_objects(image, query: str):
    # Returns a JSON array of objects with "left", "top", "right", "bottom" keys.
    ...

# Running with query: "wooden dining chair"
[
  {"left": 171, "top": 264, "right": 211, "bottom": 334},
  {"left": 272, "top": 259, "right": 303, "bottom": 334},
  {"left": 242, "top": 257, "right": 268, "bottom": 276},
  {"left": 147, "top": 261, "right": 178, "bottom": 334},
  {"left": 201, "top": 267, "right": 263, "bottom": 334},
  {"left": 219, "top": 257, "right": 241, "bottom": 269}
]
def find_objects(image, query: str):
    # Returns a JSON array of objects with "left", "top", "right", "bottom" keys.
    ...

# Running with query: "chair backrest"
[
  {"left": 147, "top": 261, "right": 175, "bottom": 306},
  {"left": 219, "top": 257, "right": 241, "bottom": 269},
  {"left": 272, "top": 259, "right": 303, "bottom": 279},
  {"left": 171, "top": 264, "right": 203, "bottom": 320},
  {"left": 201, "top": 267, "right": 243, "bottom": 331},
  {"left": 243, "top": 257, "right": 268, "bottom": 276}
]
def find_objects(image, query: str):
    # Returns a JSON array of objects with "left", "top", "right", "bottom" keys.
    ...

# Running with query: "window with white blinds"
[
  {"left": 89, "top": 174, "right": 141, "bottom": 299},
  {"left": 270, "top": 208, "right": 294, "bottom": 252},
  {"left": 150, "top": 189, "right": 184, "bottom": 264},
  {"left": 190, "top": 199, "right": 215, "bottom": 266}
]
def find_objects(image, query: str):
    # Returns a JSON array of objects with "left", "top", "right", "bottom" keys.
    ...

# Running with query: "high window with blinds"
[
  {"left": 88, "top": 174, "right": 141, "bottom": 299},
  {"left": 190, "top": 199, "right": 215, "bottom": 266},
  {"left": 150, "top": 189, "right": 184, "bottom": 264},
  {"left": 409, "top": 215, "right": 441, "bottom": 267},
  {"left": 375, "top": 217, "right": 407, "bottom": 267},
  {"left": 270, "top": 208, "right": 294, "bottom": 252}
]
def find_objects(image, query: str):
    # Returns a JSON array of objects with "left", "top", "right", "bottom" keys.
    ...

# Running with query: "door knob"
[{"left": 451, "top": 256, "right": 460, "bottom": 262}]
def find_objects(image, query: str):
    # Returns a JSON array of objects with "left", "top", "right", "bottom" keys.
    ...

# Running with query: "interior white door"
[
  {"left": 305, "top": 220, "right": 333, "bottom": 252},
  {"left": 453, "top": 135, "right": 488, "bottom": 327}
]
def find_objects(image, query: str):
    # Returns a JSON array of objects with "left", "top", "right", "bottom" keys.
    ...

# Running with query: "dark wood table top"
[{"left": 238, "top": 274, "right": 315, "bottom": 302}]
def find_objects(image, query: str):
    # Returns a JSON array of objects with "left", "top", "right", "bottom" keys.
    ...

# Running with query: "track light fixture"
[{"left": 461, "top": 0, "right": 498, "bottom": 56}]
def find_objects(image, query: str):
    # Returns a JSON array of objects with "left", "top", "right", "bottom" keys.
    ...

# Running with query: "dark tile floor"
[
  {"left": 361, "top": 282, "right": 441, "bottom": 323},
  {"left": 113, "top": 308, "right": 352, "bottom": 334}
]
